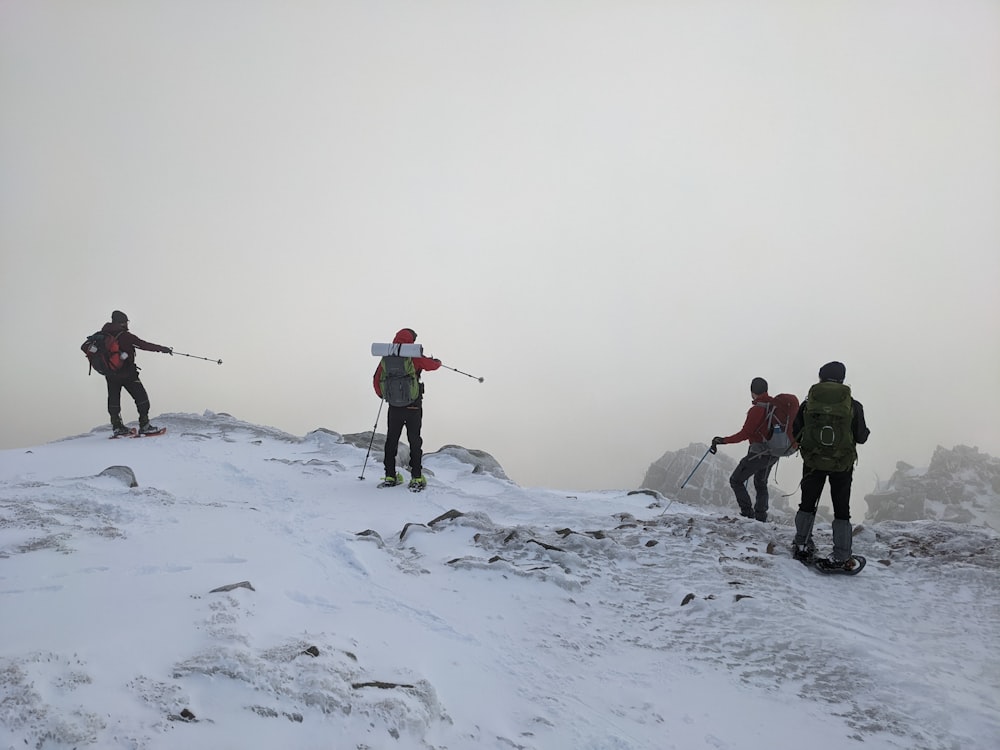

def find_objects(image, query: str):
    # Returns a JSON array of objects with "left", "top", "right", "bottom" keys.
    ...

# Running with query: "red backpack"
[
  {"left": 763, "top": 393, "right": 800, "bottom": 457},
  {"left": 81, "top": 331, "right": 125, "bottom": 376}
]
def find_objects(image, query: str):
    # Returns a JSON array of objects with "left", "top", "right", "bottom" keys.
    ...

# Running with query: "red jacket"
[
  {"left": 101, "top": 321, "right": 170, "bottom": 366},
  {"left": 721, "top": 393, "right": 773, "bottom": 445},
  {"left": 372, "top": 328, "right": 441, "bottom": 399}
]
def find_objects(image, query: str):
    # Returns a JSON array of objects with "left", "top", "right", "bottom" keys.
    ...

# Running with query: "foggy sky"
[{"left": 2, "top": 1, "right": 999, "bottom": 511}]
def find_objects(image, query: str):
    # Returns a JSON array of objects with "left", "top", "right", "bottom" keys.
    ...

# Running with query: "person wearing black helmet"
[
  {"left": 99, "top": 310, "right": 173, "bottom": 436},
  {"left": 710, "top": 377, "right": 778, "bottom": 521}
]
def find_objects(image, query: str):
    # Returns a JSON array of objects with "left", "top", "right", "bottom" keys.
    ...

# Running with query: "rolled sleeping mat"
[{"left": 371, "top": 342, "right": 424, "bottom": 357}]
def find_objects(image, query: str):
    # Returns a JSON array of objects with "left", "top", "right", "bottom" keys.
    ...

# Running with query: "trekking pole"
[
  {"left": 358, "top": 399, "right": 385, "bottom": 480},
  {"left": 655, "top": 454, "right": 680, "bottom": 516},
  {"left": 172, "top": 351, "right": 223, "bottom": 365},
  {"left": 439, "top": 364, "right": 484, "bottom": 383},
  {"left": 441, "top": 363, "right": 484, "bottom": 383},
  {"left": 679, "top": 446, "right": 713, "bottom": 489},
  {"left": 658, "top": 495, "right": 677, "bottom": 516}
]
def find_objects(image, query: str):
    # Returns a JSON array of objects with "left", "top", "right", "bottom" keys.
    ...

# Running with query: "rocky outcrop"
[
  {"left": 429, "top": 445, "right": 510, "bottom": 481},
  {"left": 864, "top": 445, "right": 1000, "bottom": 529}
]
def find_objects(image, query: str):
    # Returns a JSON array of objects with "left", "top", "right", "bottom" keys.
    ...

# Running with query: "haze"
[{"left": 2, "top": 1, "right": 998, "bottom": 502}]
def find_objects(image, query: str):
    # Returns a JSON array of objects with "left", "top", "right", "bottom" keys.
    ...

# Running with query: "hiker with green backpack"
[
  {"left": 371, "top": 328, "right": 441, "bottom": 490},
  {"left": 791, "top": 361, "right": 871, "bottom": 572}
]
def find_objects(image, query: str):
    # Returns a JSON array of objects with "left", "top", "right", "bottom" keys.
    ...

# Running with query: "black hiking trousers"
[
  {"left": 798, "top": 466, "right": 853, "bottom": 521},
  {"left": 105, "top": 368, "right": 150, "bottom": 424},
  {"left": 384, "top": 404, "right": 424, "bottom": 479},
  {"left": 730, "top": 451, "right": 778, "bottom": 520}
]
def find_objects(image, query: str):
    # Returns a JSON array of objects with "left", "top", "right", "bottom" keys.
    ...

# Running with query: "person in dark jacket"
[
  {"left": 791, "top": 361, "right": 871, "bottom": 570},
  {"left": 710, "top": 376, "right": 777, "bottom": 521},
  {"left": 101, "top": 310, "right": 173, "bottom": 436},
  {"left": 372, "top": 328, "right": 441, "bottom": 488}
]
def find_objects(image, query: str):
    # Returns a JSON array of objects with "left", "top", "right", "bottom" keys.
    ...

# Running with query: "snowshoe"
[
  {"left": 408, "top": 477, "right": 427, "bottom": 492},
  {"left": 377, "top": 474, "right": 405, "bottom": 488},
  {"left": 110, "top": 426, "right": 136, "bottom": 439},
  {"left": 814, "top": 555, "right": 867, "bottom": 576},
  {"left": 132, "top": 425, "right": 166, "bottom": 437}
]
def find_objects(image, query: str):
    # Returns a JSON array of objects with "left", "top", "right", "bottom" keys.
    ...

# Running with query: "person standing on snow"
[
  {"left": 791, "top": 361, "right": 870, "bottom": 571},
  {"left": 99, "top": 310, "right": 173, "bottom": 436},
  {"left": 710, "top": 377, "right": 778, "bottom": 522},
  {"left": 372, "top": 328, "right": 441, "bottom": 489}
]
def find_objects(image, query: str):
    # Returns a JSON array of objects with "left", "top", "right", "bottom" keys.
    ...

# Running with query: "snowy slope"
[{"left": 1, "top": 412, "right": 998, "bottom": 750}]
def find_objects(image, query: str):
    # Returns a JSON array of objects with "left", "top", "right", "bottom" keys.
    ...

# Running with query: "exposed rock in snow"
[
  {"left": 864, "top": 445, "right": 1000, "bottom": 529},
  {"left": 428, "top": 445, "right": 509, "bottom": 481},
  {"left": 98, "top": 465, "right": 138, "bottom": 487}
]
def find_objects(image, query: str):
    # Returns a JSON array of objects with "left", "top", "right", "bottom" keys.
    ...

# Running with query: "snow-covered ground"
[{"left": 1, "top": 412, "right": 997, "bottom": 750}]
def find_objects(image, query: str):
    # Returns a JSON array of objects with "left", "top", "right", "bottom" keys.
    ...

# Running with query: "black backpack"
[{"left": 81, "top": 331, "right": 124, "bottom": 376}]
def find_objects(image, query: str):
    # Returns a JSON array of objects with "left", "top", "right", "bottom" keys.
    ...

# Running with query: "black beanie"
[
  {"left": 750, "top": 377, "right": 768, "bottom": 395},
  {"left": 111, "top": 310, "right": 128, "bottom": 324},
  {"left": 818, "top": 361, "right": 846, "bottom": 383}
]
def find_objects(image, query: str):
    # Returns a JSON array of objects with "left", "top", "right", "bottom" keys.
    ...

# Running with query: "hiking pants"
[
  {"left": 105, "top": 369, "right": 150, "bottom": 424},
  {"left": 797, "top": 466, "right": 855, "bottom": 560},
  {"left": 384, "top": 405, "right": 424, "bottom": 478},
  {"left": 730, "top": 451, "right": 778, "bottom": 520},
  {"left": 797, "top": 467, "right": 853, "bottom": 520}
]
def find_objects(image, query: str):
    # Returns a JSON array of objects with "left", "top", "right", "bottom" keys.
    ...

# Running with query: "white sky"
[
  {"left": 2, "top": 1, "right": 999, "bottom": 495},
  {"left": 1, "top": 413, "right": 997, "bottom": 748}
]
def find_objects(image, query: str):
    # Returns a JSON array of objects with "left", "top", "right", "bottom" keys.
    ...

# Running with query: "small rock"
[{"left": 209, "top": 581, "right": 255, "bottom": 593}]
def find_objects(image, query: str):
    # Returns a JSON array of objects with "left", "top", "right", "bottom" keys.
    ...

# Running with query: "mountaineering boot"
[
  {"left": 792, "top": 544, "right": 814, "bottom": 562},
  {"left": 111, "top": 414, "right": 129, "bottom": 436},
  {"left": 831, "top": 519, "right": 854, "bottom": 563},
  {"left": 408, "top": 476, "right": 427, "bottom": 491},
  {"left": 378, "top": 473, "right": 405, "bottom": 488},
  {"left": 138, "top": 420, "right": 161, "bottom": 435},
  {"left": 792, "top": 511, "right": 817, "bottom": 561}
]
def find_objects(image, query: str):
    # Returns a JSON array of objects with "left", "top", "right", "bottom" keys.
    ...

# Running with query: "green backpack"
[
  {"left": 798, "top": 382, "right": 856, "bottom": 472},
  {"left": 379, "top": 356, "right": 420, "bottom": 407}
]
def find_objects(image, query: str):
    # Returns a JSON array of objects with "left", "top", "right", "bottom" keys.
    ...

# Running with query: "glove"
[
  {"left": 709, "top": 436, "right": 724, "bottom": 454},
  {"left": 161, "top": 346, "right": 173, "bottom": 355}
]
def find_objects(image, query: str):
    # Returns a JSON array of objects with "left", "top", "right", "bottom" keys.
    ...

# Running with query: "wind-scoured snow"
[{"left": 1, "top": 411, "right": 997, "bottom": 750}]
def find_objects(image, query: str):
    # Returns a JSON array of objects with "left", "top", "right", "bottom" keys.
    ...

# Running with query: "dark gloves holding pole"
[{"left": 709, "top": 436, "right": 725, "bottom": 454}]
